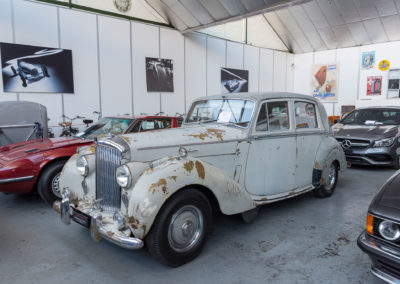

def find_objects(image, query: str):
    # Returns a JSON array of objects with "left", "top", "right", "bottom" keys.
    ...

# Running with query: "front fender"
[
  {"left": 313, "top": 136, "right": 346, "bottom": 186},
  {"left": 124, "top": 156, "right": 255, "bottom": 239}
]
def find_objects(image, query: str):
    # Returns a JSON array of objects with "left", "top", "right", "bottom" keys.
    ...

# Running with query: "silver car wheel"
[
  {"left": 168, "top": 205, "right": 204, "bottom": 253},
  {"left": 325, "top": 163, "right": 336, "bottom": 190},
  {"left": 51, "top": 172, "right": 62, "bottom": 198}
]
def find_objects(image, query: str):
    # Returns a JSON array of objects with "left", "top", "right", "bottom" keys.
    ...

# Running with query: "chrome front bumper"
[{"left": 53, "top": 198, "right": 144, "bottom": 250}]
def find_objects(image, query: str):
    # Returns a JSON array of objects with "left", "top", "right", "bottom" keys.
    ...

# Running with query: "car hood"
[
  {"left": 0, "top": 137, "right": 91, "bottom": 163},
  {"left": 118, "top": 124, "right": 247, "bottom": 161},
  {"left": 369, "top": 171, "right": 400, "bottom": 220},
  {"left": 333, "top": 124, "right": 399, "bottom": 139}
]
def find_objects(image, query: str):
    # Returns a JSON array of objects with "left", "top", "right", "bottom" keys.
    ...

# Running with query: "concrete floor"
[{"left": 0, "top": 167, "right": 394, "bottom": 284}]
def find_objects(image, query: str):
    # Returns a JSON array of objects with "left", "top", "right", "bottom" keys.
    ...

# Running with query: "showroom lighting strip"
[{"left": 31, "top": 0, "right": 174, "bottom": 28}]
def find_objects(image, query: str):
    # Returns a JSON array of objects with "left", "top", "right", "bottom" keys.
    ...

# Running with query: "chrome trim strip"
[
  {"left": 371, "top": 265, "right": 400, "bottom": 284},
  {"left": 347, "top": 155, "right": 392, "bottom": 165},
  {"left": 359, "top": 233, "right": 400, "bottom": 262},
  {"left": 0, "top": 175, "right": 34, "bottom": 184},
  {"left": 137, "top": 131, "right": 330, "bottom": 151}
]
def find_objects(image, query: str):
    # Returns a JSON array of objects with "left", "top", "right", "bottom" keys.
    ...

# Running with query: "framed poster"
[
  {"left": 221, "top": 67, "right": 248, "bottom": 94},
  {"left": 311, "top": 63, "right": 338, "bottom": 101},
  {"left": 145, "top": 57, "right": 173, "bottom": 92},
  {"left": 0, "top": 42, "right": 74, "bottom": 93},
  {"left": 361, "top": 51, "right": 375, "bottom": 70},
  {"left": 366, "top": 76, "right": 382, "bottom": 96},
  {"left": 388, "top": 69, "right": 400, "bottom": 99}
]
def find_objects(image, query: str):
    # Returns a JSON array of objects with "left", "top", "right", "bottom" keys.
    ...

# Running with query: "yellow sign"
[{"left": 379, "top": 60, "right": 390, "bottom": 71}]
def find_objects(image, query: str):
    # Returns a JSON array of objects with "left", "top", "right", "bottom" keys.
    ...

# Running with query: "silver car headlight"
[
  {"left": 379, "top": 220, "right": 400, "bottom": 241},
  {"left": 76, "top": 156, "right": 89, "bottom": 176},
  {"left": 116, "top": 165, "right": 131, "bottom": 188},
  {"left": 373, "top": 137, "right": 395, "bottom": 147}
]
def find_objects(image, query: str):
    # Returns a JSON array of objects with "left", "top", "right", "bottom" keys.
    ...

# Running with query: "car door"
[
  {"left": 245, "top": 100, "right": 296, "bottom": 196},
  {"left": 293, "top": 100, "right": 324, "bottom": 188}
]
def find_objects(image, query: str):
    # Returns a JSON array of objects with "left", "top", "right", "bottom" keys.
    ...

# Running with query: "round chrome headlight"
[
  {"left": 379, "top": 220, "right": 400, "bottom": 241},
  {"left": 116, "top": 165, "right": 131, "bottom": 188},
  {"left": 76, "top": 156, "right": 89, "bottom": 176}
]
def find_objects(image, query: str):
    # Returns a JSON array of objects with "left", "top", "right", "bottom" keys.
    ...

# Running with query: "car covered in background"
[
  {"left": 358, "top": 171, "right": 400, "bottom": 283},
  {"left": 333, "top": 107, "right": 400, "bottom": 169},
  {"left": 0, "top": 115, "right": 182, "bottom": 205},
  {"left": 54, "top": 92, "right": 346, "bottom": 266}
]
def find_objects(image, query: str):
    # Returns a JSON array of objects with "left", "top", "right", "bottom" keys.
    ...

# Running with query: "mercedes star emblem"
[{"left": 342, "top": 140, "right": 352, "bottom": 149}]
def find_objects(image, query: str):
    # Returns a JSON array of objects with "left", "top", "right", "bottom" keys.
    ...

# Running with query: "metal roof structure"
[{"left": 34, "top": 0, "right": 400, "bottom": 54}]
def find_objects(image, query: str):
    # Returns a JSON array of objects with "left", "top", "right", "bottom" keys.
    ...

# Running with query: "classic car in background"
[
  {"left": 333, "top": 107, "right": 400, "bottom": 168},
  {"left": 54, "top": 92, "right": 346, "bottom": 266},
  {"left": 0, "top": 101, "right": 49, "bottom": 147},
  {"left": 0, "top": 115, "right": 182, "bottom": 205},
  {"left": 358, "top": 171, "right": 400, "bottom": 283}
]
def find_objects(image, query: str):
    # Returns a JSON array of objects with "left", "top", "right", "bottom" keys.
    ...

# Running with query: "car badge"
[{"left": 342, "top": 140, "right": 352, "bottom": 149}]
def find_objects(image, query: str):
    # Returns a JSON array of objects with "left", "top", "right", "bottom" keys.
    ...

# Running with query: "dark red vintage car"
[{"left": 0, "top": 115, "right": 182, "bottom": 205}]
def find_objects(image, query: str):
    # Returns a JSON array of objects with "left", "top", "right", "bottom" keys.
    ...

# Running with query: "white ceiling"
[{"left": 40, "top": 0, "right": 400, "bottom": 53}]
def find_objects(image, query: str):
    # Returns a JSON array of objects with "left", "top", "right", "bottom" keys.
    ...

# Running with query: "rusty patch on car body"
[
  {"left": 314, "top": 161, "right": 321, "bottom": 169},
  {"left": 148, "top": 178, "right": 167, "bottom": 194},
  {"left": 195, "top": 161, "right": 205, "bottom": 179},
  {"left": 168, "top": 176, "right": 177, "bottom": 181},
  {"left": 106, "top": 231, "right": 115, "bottom": 238},
  {"left": 183, "top": 161, "right": 194, "bottom": 172},
  {"left": 126, "top": 216, "right": 140, "bottom": 229},
  {"left": 186, "top": 128, "right": 225, "bottom": 142}
]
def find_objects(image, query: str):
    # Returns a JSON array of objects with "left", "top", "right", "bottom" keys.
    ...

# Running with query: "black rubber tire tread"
[
  {"left": 37, "top": 160, "right": 66, "bottom": 206},
  {"left": 145, "top": 188, "right": 212, "bottom": 267},
  {"left": 313, "top": 162, "right": 338, "bottom": 198}
]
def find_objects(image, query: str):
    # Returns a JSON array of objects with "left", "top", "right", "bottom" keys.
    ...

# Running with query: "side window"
[
  {"left": 140, "top": 120, "right": 156, "bottom": 131},
  {"left": 255, "top": 101, "right": 290, "bottom": 132},
  {"left": 294, "top": 102, "right": 318, "bottom": 129}
]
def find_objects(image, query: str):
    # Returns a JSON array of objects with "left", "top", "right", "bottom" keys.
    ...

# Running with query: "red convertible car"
[{"left": 0, "top": 115, "right": 182, "bottom": 205}]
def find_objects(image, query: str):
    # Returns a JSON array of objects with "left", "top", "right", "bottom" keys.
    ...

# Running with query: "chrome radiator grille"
[{"left": 96, "top": 143, "right": 122, "bottom": 212}]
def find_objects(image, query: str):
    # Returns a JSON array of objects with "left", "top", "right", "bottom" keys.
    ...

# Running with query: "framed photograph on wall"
[
  {"left": 388, "top": 69, "right": 400, "bottom": 99},
  {"left": 145, "top": 57, "right": 174, "bottom": 92},
  {"left": 0, "top": 42, "right": 74, "bottom": 93},
  {"left": 221, "top": 67, "right": 249, "bottom": 94}
]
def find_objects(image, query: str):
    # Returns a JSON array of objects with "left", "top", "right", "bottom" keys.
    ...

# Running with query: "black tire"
[
  {"left": 37, "top": 160, "right": 66, "bottom": 206},
  {"left": 146, "top": 188, "right": 212, "bottom": 267},
  {"left": 313, "top": 162, "right": 338, "bottom": 198}
]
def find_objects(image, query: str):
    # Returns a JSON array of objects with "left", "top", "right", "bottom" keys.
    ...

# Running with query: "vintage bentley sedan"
[
  {"left": 358, "top": 171, "right": 400, "bottom": 282},
  {"left": 54, "top": 92, "right": 346, "bottom": 266}
]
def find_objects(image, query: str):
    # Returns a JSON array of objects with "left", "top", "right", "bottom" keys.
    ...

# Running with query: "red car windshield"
[{"left": 79, "top": 117, "right": 134, "bottom": 139}]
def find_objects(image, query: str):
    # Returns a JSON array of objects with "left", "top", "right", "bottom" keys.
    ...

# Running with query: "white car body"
[{"left": 55, "top": 92, "right": 346, "bottom": 264}]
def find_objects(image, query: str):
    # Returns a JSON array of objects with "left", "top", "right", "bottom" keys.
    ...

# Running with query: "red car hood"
[{"left": 0, "top": 137, "right": 92, "bottom": 163}]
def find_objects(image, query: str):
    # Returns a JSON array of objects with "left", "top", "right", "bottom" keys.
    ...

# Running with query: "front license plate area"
[{"left": 71, "top": 207, "right": 91, "bottom": 229}]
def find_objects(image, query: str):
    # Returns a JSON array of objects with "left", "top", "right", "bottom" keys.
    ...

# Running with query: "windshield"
[
  {"left": 185, "top": 99, "right": 255, "bottom": 127},
  {"left": 341, "top": 109, "right": 400, "bottom": 125},
  {"left": 78, "top": 117, "right": 134, "bottom": 139}
]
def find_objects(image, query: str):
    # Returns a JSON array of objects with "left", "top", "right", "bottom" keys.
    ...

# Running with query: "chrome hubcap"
[
  {"left": 51, "top": 172, "right": 61, "bottom": 198},
  {"left": 168, "top": 205, "right": 203, "bottom": 252},
  {"left": 325, "top": 164, "right": 336, "bottom": 190}
]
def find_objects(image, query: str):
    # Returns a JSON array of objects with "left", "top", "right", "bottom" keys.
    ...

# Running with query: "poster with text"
[
  {"left": 0, "top": 42, "right": 74, "bottom": 93},
  {"left": 221, "top": 67, "right": 248, "bottom": 93},
  {"left": 146, "top": 57, "right": 173, "bottom": 92},
  {"left": 361, "top": 51, "right": 375, "bottom": 70},
  {"left": 366, "top": 76, "right": 382, "bottom": 96},
  {"left": 311, "top": 63, "right": 338, "bottom": 102}
]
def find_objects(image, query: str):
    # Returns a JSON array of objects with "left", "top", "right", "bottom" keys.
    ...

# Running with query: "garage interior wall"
[
  {"left": 293, "top": 41, "right": 400, "bottom": 116},
  {"left": 0, "top": 0, "right": 294, "bottom": 134}
]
